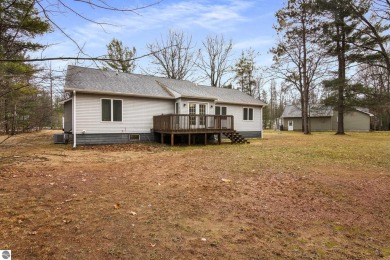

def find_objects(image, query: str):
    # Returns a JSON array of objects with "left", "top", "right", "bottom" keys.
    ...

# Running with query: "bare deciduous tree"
[
  {"left": 197, "top": 35, "right": 233, "bottom": 87},
  {"left": 0, "top": 0, "right": 161, "bottom": 63},
  {"left": 146, "top": 30, "right": 196, "bottom": 80},
  {"left": 271, "top": 0, "right": 326, "bottom": 134}
]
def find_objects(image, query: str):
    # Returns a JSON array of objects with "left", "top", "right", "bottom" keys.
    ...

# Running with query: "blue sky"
[{"left": 36, "top": 0, "right": 284, "bottom": 82}]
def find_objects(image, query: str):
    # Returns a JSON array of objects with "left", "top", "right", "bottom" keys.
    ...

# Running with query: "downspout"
[
  {"left": 73, "top": 90, "right": 77, "bottom": 148},
  {"left": 260, "top": 106, "right": 264, "bottom": 138}
]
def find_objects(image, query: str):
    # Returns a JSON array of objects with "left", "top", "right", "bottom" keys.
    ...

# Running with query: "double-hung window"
[
  {"left": 215, "top": 106, "right": 227, "bottom": 116},
  {"left": 243, "top": 107, "right": 253, "bottom": 121},
  {"left": 102, "top": 99, "right": 122, "bottom": 122}
]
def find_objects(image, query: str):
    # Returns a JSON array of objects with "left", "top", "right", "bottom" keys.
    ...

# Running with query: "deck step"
[{"left": 222, "top": 130, "right": 249, "bottom": 144}]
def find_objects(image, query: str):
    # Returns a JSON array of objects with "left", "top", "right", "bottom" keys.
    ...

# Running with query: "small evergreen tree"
[
  {"left": 233, "top": 49, "right": 258, "bottom": 96},
  {"left": 104, "top": 38, "right": 136, "bottom": 73}
]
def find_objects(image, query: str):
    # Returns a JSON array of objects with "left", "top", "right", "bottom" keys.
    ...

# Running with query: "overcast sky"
[{"left": 36, "top": 0, "right": 284, "bottom": 82}]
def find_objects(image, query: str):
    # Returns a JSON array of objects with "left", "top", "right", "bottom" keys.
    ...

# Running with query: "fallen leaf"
[
  {"left": 114, "top": 203, "right": 120, "bottom": 209},
  {"left": 221, "top": 178, "right": 231, "bottom": 183}
]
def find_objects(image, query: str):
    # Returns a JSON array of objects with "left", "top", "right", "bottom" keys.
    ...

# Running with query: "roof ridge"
[
  {"left": 155, "top": 80, "right": 176, "bottom": 98},
  {"left": 67, "top": 65, "right": 196, "bottom": 85}
]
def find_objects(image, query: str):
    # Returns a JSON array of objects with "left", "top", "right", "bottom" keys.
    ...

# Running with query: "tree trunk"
[
  {"left": 336, "top": 22, "right": 346, "bottom": 135},
  {"left": 301, "top": 12, "right": 310, "bottom": 135},
  {"left": 4, "top": 98, "right": 9, "bottom": 135}
]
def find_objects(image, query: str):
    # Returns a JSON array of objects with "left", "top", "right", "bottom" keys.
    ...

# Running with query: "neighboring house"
[
  {"left": 62, "top": 65, "right": 266, "bottom": 146},
  {"left": 280, "top": 104, "right": 373, "bottom": 132}
]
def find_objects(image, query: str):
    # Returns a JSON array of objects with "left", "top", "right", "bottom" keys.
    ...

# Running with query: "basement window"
[{"left": 129, "top": 134, "right": 140, "bottom": 141}]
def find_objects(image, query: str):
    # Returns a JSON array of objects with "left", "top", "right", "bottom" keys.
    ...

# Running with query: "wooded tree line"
[
  {"left": 0, "top": 0, "right": 57, "bottom": 134},
  {"left": 272, "top": 0, "right": 390, "bottom": 133},
  {"left": 0, "top": 0, "right": 389, "bottom": 134},
  {"left": 103, "top": 0, "right": 390, "bottom": 132}
]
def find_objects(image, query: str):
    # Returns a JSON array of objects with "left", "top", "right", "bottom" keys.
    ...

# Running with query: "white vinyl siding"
[
  {"left": 75, "top": 93, "right": 174, "bottom": 134},
  {"left": 216, "top": 103, "right": 262, "bottom": 132}
]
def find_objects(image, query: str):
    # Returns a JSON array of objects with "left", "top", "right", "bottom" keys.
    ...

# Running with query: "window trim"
[
  {"left": 215, "top": 106, "right": 227, "bottom": 116},
  {"left": 243, "top": 107, "right": 254, "bottom": 121},
  {"left": 101, "top": 98, "right": 123, "bottom": 122}
]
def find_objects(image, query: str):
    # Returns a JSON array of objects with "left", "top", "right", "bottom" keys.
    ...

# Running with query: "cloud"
[
  {"left": 234, "top": 37, "right": 275, "bottom": 50},
  {"left": 33, "top": 0, "right": 280, "bottom": 71},
  {"left": 76, "top": 0, "right": 256, "bottom": 37}
]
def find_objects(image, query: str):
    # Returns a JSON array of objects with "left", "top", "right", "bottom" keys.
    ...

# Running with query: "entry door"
[
  {"left": 288, "top": 120, "right": 294, "bottom": 131},
  {"left": 199, "top": 104, "right": 206, "bottom": 127},
  {"left": 189, "top": 103, "right": 207, "bottom": 128}
]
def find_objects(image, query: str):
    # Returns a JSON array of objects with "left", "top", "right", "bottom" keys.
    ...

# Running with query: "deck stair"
[{"left": 223, "top": 130, "right": 249, "bottom": 144}]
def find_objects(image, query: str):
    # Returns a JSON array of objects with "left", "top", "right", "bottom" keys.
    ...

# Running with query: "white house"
[{"left": 62, "top": 65, "right": 266, "bottom": 146}]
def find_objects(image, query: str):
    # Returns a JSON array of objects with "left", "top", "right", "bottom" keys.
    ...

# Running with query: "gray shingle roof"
[
  {"left": 281, "top": 104, "right": 334, "bottom": 118},
  {"left": 64, "top": 66, "right": 266, "bottom": 106},
  {"left": 65, "top": 65, "right": 173, "bottom": 99}
]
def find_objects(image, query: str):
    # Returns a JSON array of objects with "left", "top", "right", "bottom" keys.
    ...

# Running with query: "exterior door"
[
  {"left": 288, "top": 120, "right": 294, "bottom": 131},
  {"left": 189, "top": 103, "right": 196, "bottom": 127},
  {"left": 199, "top": 104, "right": 206, "bottom": 127},
  {"left": 189, "top": 103, "right": 207, "bottom": 128}
]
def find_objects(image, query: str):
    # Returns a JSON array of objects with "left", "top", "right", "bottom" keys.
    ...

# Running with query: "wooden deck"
[{"left": 153, "top": 114, "right": 235, "bottom": 145}]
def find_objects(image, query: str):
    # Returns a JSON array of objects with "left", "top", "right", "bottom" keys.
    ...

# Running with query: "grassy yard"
[{"left": 1, "top": 130, "right": 390, "bottom": 259}]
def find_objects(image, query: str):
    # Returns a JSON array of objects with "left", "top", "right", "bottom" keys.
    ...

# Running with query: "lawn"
[{"left": 1, "top": 130, "right": 390, "bottom": 259}]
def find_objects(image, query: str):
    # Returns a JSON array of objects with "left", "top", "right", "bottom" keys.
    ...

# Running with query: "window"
[
  {"left": 199, "top": 104, "right": 206, "bottom": 125},
  {"left": 243, "top": 107, "right": 253, "bottom": 121},
  {"left": 175, "top": 102, "right": 179, "bottom": 114},
  {"left": 189, "top": 103, "right": 196, "bottom": 125},
  {"left": 129, "top": 134, "right": 140, "bottom": 141},
  {"left": 102, "top": 99, "right": 122, "bottom": 122},
  {"left": 215, "top": 106, "right": 227, "bottom": 115},
  {"left": 113, "top": 100, "right": 122, "bottom": 121}
]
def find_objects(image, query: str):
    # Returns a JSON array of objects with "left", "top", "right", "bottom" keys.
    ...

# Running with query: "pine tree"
[
  {"left": 104, "top": 38, "right": 136, "bottom": 73},
  {"left": 316, "top": 0, "right": 369, "bottom": 134},
  {"left": 233, "top": 49, "right": 258, "bottom": 96},
  {"left": 0, "top": 0, "right": 50, "bottom": 134}
]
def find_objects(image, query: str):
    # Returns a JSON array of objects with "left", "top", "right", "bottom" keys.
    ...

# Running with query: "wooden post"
[
  {"left": 161, "top": 133, "right": 164, "bottom": 144},
  {"left": 204, "top": 133, "right": 207, "bottom": 145},
  {"left": 218, "top": 133, "right": 221, "bottom": 145},
  {"left": 188, "top": 134, "right": 191, "bottom": 145},
  {"left": 171, "top": 133, "right": 174, "bottom": 146}
]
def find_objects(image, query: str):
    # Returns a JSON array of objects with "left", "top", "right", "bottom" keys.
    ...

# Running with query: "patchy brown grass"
[{"left": 1, "top": 130, "right": 390, "bottom": 259}]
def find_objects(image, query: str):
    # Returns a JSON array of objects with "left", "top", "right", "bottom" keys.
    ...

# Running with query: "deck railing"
[{"left": 153, "top": 114, "right": 234, "bottom": 133}]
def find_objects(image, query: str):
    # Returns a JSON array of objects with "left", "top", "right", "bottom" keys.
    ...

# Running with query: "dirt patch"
[{"left": 1, "top": 130, "right": 390, "bottom": 259}]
